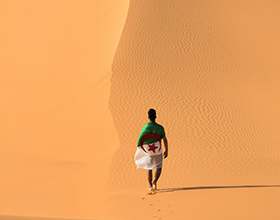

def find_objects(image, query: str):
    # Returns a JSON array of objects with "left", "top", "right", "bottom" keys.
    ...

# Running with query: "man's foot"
[
  {"left": 152, "top": 181, "right": 157, "bottom": 192},
  {"left": 148, "top": 187, "right": 153, "bottom": 191}
]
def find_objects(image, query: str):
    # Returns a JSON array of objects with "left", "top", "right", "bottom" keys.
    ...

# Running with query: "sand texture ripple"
[{"left": 108, "top": 0, "right": 280, "bottom": 219}]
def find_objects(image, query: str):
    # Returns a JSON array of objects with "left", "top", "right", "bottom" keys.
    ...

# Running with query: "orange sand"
[
  {"left": 0, "top": 0, "right": 128, "bottom": 219},
  {"left": 1, "top": 0, "right": 280, "bottom": 219}
]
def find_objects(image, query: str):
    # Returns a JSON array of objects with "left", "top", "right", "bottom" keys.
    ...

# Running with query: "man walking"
[{"left": 135, "top": 109, "right": 168, "bottom": 192}]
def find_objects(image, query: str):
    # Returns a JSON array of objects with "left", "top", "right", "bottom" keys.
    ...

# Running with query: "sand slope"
[
  {"left": 0, "top": 0, "right": 128, "bottom": 219},
  {"left": 1, "top": 0, "right": 280, "bottom": 219},
  {"left": 108, "top": 0, "right": 280, "bottom": 219}
]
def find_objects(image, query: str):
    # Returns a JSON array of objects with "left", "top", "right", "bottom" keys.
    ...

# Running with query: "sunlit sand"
[{"left": 1, "top": 0, "right": 280, "bottom": 219}]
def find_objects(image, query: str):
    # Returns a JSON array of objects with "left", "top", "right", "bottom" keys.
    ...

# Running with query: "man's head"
[{"left": 148, "top": 108, "right": 156, "bottom": 121}]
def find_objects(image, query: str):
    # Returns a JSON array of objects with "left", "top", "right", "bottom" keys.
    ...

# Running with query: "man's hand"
[
  {"left": 163, "top": 150, "right": 168, "bottom": 159},
  {"left": 163, "top": 136, "right": 168, "bottom": 159}
]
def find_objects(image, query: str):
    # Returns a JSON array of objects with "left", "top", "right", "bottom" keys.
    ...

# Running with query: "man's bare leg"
[
  {"left": 152, "top": 168, "right": 162, "bottom": 191},
  {"left": 148, "top": 170, "right": 153, "bottom": 190}
]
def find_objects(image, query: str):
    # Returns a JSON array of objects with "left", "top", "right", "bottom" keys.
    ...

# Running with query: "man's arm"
[{"left": 163, "top": 136, "right": 168, "bottom": 158}]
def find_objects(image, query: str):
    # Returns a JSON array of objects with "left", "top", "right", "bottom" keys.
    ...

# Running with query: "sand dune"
[
  {"left": 0, "top": 0, "right": 128, "bottom": 219},
  {"left": 107, "top": 0, "right": 280, "bottom": 219},
  {"left": 1, "top": 0, "right": 280, "bottom": 219}
]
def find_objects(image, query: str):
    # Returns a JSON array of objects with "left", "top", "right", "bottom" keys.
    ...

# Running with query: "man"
[{"left": 135, "top": 109, "right": 168, "bottom": 192}]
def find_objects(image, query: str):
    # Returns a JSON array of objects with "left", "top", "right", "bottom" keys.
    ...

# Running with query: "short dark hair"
[{"left": 148, "top": 109, "right": 156, "bottom": 121}]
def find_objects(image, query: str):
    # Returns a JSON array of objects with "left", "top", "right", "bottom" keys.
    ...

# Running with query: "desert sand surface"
[
  {"left": 107, "top": 0, "right": 280, "bottom": 219},
  {"left": 1, "top": 0, "right": 280, "bottom": 220},
  {"left": 0, "top": 216, "right": 85, "bottom": 220},
  {"left": 0, "top": 0, "right": 128, "bottom": 219}
]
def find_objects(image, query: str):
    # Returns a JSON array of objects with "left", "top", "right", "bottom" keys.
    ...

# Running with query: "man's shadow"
[{"left": 157, "top": 185, "right": 280, "bottom": 193}]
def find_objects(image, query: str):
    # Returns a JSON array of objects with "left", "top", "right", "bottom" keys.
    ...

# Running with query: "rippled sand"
[
  {"left": 1, "top": 0, "right": 280, "bottom": 219},
  {"left": 108, "top": 0, "right": 280, "bottom": 219}
]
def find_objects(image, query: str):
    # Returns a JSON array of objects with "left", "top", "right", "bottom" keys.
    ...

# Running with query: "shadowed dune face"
[
  {"left": 0, "top": 0, "right": 129, "bottom": 218},
  {"left": 109, "top": 0, "right": 280, "bottom": 191}
]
